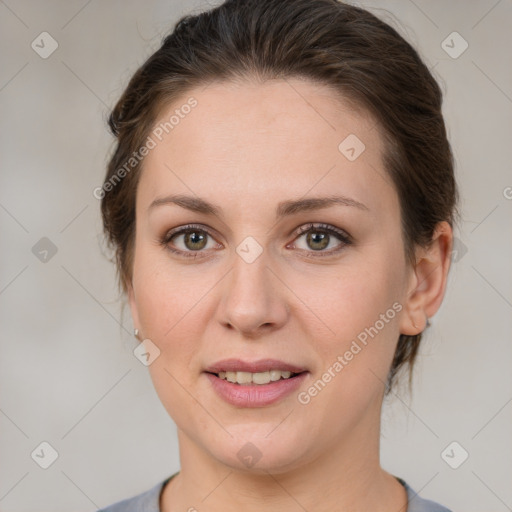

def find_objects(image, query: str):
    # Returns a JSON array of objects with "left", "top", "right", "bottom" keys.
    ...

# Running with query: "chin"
[{"left": 204, "top": 427, "right": 314, "bottom": 475}]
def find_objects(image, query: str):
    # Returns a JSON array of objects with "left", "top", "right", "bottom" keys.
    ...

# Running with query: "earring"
[
  {"left": 413, "top": 315, "right": 430, "bottom": 332},
  {"left": 134, "top": 328, "right": 139, "bottom": 339}
]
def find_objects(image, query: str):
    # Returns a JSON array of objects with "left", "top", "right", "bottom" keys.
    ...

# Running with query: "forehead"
[{"left": 137, "top": 78, "right": 397, "bottom": 219}]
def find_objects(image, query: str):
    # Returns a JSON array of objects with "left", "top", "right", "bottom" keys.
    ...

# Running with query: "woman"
[{"left": 97, "top": 0, "right": 457, "bottom": 510}]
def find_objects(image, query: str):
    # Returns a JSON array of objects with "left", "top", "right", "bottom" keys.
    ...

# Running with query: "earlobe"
[{"left": 400, "top": 221, "right": 453, "bottom": 336}]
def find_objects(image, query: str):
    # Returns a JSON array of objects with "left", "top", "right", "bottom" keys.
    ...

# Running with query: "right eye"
[{"left": 160, "top": 224, "right": 222, "bottom": 258}]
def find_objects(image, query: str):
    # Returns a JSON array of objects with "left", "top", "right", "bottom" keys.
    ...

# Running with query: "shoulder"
[
  {"left": 398, "top": 478, "right": 453, "bottom": 512},
  {"left": 96, "top": 476, "right": 172, "bottom": 512}
]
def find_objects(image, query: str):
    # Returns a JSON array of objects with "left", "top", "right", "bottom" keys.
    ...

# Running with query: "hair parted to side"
[{"left": 101, "top": 0, "right": 458, "bottom": 394}]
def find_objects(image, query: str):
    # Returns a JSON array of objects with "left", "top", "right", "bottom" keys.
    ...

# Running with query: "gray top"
[{"left": 97, "top": 473, "right": 452, "bottom": 512}]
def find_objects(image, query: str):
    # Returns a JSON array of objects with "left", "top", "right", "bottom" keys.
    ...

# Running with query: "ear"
[
  {"left": 126, "top": 281, "right": 142, "bottom": 340},
  {"left": 400, "top": 221, "right": 453, "bottom": 335}
]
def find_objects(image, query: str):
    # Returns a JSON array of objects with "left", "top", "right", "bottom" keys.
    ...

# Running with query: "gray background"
[{"left": 1, "top": 0, "right": 511, "bottom": 510}]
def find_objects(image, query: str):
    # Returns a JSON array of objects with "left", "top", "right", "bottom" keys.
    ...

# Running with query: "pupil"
[
  {"left": 186, "top": 231, "right": 206, "bottom": 250},
  {"left": 307, "top": 231, "right": 329, "bottom": 250}
]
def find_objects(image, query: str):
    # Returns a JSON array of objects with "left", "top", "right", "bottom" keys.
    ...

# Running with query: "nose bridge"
[
  {"left": 231, "top": 246, "right": 270, "bottom": 296},
  {"left": 217, "top": 240, "right": 288, "bottom": 334}
]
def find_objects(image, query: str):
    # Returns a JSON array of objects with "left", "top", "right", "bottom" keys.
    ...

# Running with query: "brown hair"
[{"left": 100, "top": 0, "right": 458, "bottom": 394}]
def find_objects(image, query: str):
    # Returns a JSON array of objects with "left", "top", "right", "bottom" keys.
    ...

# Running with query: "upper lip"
[{"left": 204, "top": 358, "right": 307, "bottom": 374}]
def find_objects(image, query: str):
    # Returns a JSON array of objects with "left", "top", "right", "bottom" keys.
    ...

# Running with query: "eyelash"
[{"left": 159, "top": 222, "right": 353, "bottom": 259}]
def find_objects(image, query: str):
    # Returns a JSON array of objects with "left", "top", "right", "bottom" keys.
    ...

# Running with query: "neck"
[{"left": 161, "top": 400, "right": 407, "bottom": 512}]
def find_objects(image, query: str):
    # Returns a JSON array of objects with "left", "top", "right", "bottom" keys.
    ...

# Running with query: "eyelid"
[
  {"left": 163, "top": 223, "right": 219, "bottom": 242},
  {"left": 292, "top": 222, "right": 352, "bottom": 242}
]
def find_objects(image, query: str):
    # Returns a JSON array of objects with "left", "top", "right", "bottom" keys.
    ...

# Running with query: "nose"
[{"left": 216, "top": 250, "right": 289, "bottom": 337}]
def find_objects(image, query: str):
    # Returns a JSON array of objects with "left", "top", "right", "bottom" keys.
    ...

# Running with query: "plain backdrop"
[{"left": 1, "top": 1, "right": 511, "bottom": 511}]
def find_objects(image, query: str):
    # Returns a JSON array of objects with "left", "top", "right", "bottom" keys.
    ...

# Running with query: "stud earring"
[{"left": 134, "top": 328, "right": 139, "bottom": 339}]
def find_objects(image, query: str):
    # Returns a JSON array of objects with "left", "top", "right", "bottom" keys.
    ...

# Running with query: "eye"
[
  {"left": 160, "top": 222, "right": 352, "bottom": 260},
  {"left": 160, "top": 224, "right": 221, "bottom": 258},
  {"left": 289, "top": 223, "right": 352, "bottom": 257}
]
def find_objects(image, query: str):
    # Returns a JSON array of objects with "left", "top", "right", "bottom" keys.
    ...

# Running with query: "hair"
[{"left": 100, "top": 0, "right": 458, "bottom": 394}]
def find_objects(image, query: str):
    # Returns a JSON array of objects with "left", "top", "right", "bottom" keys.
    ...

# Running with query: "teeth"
[
  {"left": 252, "top": 371, "right": 271, "bottom": 385},
  {"left": 217, "top": 370, "right": 296, "bottom": 385},
  {"left": 270, "top": 370, "right": 283, "bottom": 381},
  {"left": 225, "top": 371, "right": 236, "bottom": 383},
  {"left": 236, "top": 371, "right": 253, "bottom": 385}
]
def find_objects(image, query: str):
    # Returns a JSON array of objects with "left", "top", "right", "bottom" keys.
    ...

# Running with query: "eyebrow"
[{"left": 148, "top": 194, "right": 369, "bottom": 218}]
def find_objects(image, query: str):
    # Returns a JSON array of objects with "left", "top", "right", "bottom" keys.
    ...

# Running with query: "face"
[{"left": 128, "top": 78, "right": 417, "bottom": 473}]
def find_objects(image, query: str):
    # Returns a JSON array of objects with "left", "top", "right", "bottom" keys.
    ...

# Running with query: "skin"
[{"left": 127, "top": 77, "right": 453, "bottom": 512}]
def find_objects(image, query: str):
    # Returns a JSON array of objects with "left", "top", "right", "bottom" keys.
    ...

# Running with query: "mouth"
[
  {"left": 203, "top": 359, "right": 309, "bottom": 407},
  {"left": 205, "top": 369, "right": 305, "bottom": 385},
  {"left": 203, "top": 358, "right": 308, "bottom": 385}
]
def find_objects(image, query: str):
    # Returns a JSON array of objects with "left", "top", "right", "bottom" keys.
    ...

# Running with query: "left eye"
[{"left": 290, "top": 224, "right": 351, "bottom": 254}]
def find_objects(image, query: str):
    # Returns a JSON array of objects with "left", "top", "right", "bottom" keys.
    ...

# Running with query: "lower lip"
[{"left": 205, "top": 372, "right": 308, "bottom": 408}]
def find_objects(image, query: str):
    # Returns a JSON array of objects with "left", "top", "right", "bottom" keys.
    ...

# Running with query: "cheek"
[
  {"left": 132, "top": 258, "right": 211, "bottom": 423},
  {"left": 311, "top": 258, "right": 402, "bottom": 330},
  {"left": 131, "top": 251, "right": 205, "bottom": 361},
  {"left": 308, "top": 251, "right": 405, "bottom": 379},
  {"left": 295, "top": 270, "right": 403, "bottom": 429}
]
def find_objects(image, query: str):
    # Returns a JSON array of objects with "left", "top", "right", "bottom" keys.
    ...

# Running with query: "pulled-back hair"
[{"left": 101, "top": 0, "right": 458, "bottom": 393}]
